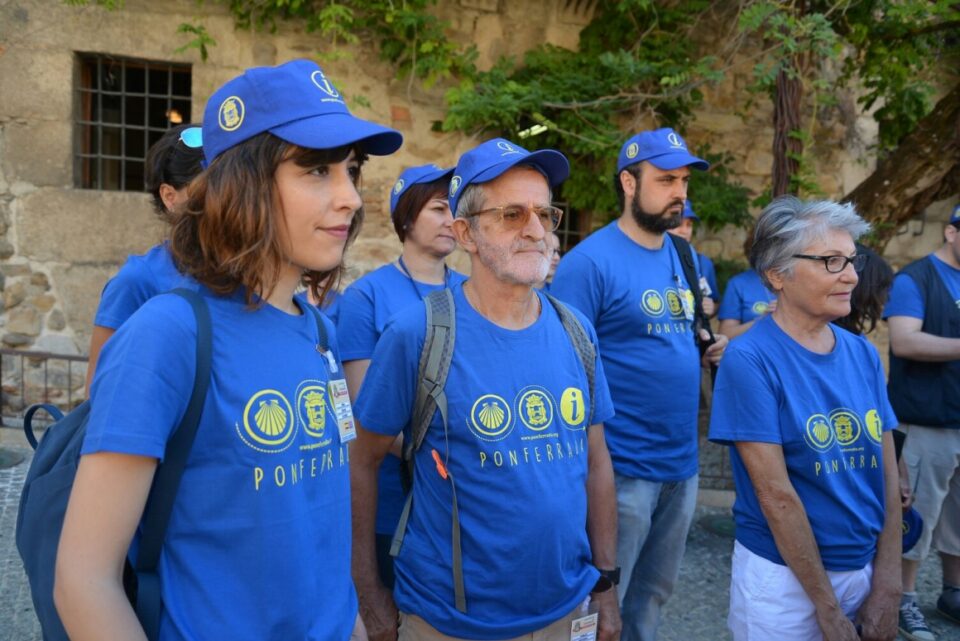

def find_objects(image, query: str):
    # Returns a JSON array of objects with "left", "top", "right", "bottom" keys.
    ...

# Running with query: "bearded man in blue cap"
[
  {"left": 351, "top": 138, "right": 621, "bottom": 641},
  {"left": 552, "top": 128, "right": 728, "bottom": 641}
]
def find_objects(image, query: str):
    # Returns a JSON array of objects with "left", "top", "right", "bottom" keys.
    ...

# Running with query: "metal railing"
[{"left": 1, "top": 348, "right": 88, "bottom": 427}]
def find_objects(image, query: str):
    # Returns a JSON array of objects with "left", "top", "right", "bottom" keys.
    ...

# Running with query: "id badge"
[
  {"left": 679, "top": 286, "right": 695, "bottom": 322},
  {"left": 698, "top": 275, "right": 712, "bottom": 297},
  {"left": 570, "top": 613, "right": 598, "bottom": 641},
  {"left": 328, "top": 378, "right": 357, "bottom": 443}
]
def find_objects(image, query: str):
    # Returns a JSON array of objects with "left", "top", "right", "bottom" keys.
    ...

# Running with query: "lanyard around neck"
[{"left": 397, "top": 255, "right": 450, "bottom": 300}]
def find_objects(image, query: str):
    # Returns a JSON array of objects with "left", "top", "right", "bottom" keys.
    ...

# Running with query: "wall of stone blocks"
[{"left": 0, "top": 0, "right": 951, "bottom": 380}]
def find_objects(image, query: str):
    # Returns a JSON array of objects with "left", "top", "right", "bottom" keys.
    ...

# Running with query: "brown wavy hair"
[{"left": 169, "top": 132, "right": 367, "bottom": 307}]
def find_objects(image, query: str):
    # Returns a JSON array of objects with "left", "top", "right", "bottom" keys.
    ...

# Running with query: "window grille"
[{"left": 75, "top": 53, "right": 192, "bottom": 191}]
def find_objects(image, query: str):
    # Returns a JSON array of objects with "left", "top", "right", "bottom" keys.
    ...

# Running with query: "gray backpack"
[{"left": 390, "top": 288, "right": 596, "bottom": 613}]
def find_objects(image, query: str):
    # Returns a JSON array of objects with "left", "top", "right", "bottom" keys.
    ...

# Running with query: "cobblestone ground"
[{"left": 1, "top": 432, "right": 958, "bottom": 641}]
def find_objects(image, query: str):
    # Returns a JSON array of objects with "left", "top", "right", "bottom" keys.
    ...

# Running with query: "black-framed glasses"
[
  {"left": 179, "top": 127, "right": 203, "bottom": 149},
  {"left": 792, "top": 253, "right": 868, "bottom": 273},
  {"left": 465, "top": 204, "right": 564, "bottom": 232}
]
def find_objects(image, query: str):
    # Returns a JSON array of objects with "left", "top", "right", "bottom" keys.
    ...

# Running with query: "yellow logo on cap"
[
  {"left": 218, "top": 96, "right": 245, "bottom": 132},
  {"left": 393, "top": 179, "right": 405, "bottom": 195},
  {"left": 450, "top": 175, "right": 462, "bottom": 196},
  {"left": 626, "top": 142, "right": 639, "bottom": 159}
]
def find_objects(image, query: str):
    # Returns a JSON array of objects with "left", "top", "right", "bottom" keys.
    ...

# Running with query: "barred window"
[{"left": 75, "top": 54, "right": 192, "bottom": 191}]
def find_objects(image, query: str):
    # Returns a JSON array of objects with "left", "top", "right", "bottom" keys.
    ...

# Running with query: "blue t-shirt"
[
  {"left": 336, "top": 263, "right": 467, "bottom": 535},
  {"left": 84, "top": 290, "right": 356, "bottom": 641},
  {"left": 698, "top": 253, "right": 720, "bottom": 301},
  {"left": 718, "top": 269, "right": 775, "bottom": 323},
  {"left": 708, "top": 316, "right": 897, "bottom": 571},
  {"left": 353, "top": 282, "right": 614, "bottom": 639},
  {"left": 551, "top": 222, "right": 701, "bottom": 481},
  {"left": 883, "top": 254, "right": 960, "bottom": 319},
  {"left": 94, "top": 242, "right": 191, "bottom": 329}
]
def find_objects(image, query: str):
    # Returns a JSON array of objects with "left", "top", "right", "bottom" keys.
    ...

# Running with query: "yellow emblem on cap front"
[
  {"left": 626, "top": 142, "right": 639, "bottom": 159},
  {"left": 218, "top": 96, "right": 245, "bottom": 132}
]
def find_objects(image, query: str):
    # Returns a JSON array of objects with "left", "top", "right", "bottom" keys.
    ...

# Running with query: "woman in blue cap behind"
[
  {"left": 55, "top": 59, "right": 401, "bottom": 641},
  {"left": 85, "top": 124, "right": 204, "bottom": 391},
  {"left": 336, "top": 164, "right": 467, "bottom": 590}
]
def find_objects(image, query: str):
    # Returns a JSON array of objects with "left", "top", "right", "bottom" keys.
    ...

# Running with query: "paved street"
[{"left": 1, "top": 430, "right": 958, "bottom": 641}]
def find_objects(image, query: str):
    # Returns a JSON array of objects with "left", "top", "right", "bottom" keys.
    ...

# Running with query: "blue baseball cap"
[
  {"left": 950, "top": 203, "right": 960, "bottom": 226},
  {"left": 902, "top": 507, "right": 924, "bottom": 554},
  {"left": 683, "top": 201, "right": 699, "bottom": 221},
  {"left": 390, "top": 164, "right": 454, "bottom": 218},
  {"left": 202, "top": 59, "right": 403, "bottom": 167},
  {"left": 448, "top": 138, "right": 569, "bottom": 216},
  {"left": 617, "top": 128, "right": 709, "bottom": 173}
]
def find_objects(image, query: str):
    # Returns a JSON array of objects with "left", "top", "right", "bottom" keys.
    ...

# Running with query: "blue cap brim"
[
  {"left": 471, "top": 148, "right": 570, "bottom": 187},
  {"left": 270, "top": 113, "right": 403, "bottom": 155},
  {"left": 416, "top": 166, "right": 455, "bottom": 186},
  {"left": 645, "top": 151, "right": 710, "bottom": 171}
]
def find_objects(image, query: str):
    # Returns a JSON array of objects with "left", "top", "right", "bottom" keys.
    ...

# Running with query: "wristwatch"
[{"left": 591, "top": 566, "right": 621, "bottom": 594}]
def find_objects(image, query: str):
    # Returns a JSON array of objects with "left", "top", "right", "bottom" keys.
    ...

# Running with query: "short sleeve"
[
  {"left": 93, "top": 258, "right": 159, "bottom": 329},
  {"left": 708, "top": 345, "right": 783, "bottom": 446},
  {"left": 353, "top": 306, "right": 425, "bottom": 436},
  {"left": 718, "top": 278, "right": 744, "bottom": 321},
  {"left": 551, "top": 252, "right": 604, "bottom": 326},
  {"left": 883, "top": 273, "right": 924, "bottom": 320},
  {"left": 335, "top": 284, "right": 381, "bottom": 361},
  {"left": 84, "top": 294, "right": 197, "bottom": 459}
]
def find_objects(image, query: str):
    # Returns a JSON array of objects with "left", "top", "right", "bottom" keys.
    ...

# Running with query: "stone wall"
[{"left": 0, "top": 0, "right": 952, "bottom": 377}]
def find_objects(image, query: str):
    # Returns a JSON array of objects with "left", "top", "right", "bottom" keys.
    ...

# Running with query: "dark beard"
[{"left": 631, "top": 191, "right": 683, "bottom": 234}]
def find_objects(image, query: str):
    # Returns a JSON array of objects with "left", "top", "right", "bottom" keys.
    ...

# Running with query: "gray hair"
[
  {"left": 750, "top": 196, "right": 871, "bottom": 288},
  {"left": 454, "top": 163, "right": 553, "bottom": 226}
]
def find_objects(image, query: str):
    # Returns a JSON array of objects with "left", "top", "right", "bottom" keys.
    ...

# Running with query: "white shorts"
[{"left": 728, "top": 541, "right": 872, "bottom": 641}]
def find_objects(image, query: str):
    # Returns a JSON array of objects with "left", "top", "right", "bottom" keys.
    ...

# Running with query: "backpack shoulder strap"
[
  {"left": 134, "top": 288, "right": 212, "bottom": 641},
  {"left": 392, "top": 288, "right": 466, "bottom": 613},
  {"left": 668, "top": 234, "right": 713, "bottom": 338},
  {"left": 410, "top": 288, "right": 456, "bottom": 457},
  {"left": 544, "top": 294, "right": 596, "bottom": 426}
]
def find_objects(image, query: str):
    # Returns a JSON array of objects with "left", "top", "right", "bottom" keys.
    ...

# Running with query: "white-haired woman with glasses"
[
  {"left": 85, "top": 124, "right": 204, "bottom": 389},
  {"left": 709, "top": 196, "right": 901, "bottom": 641}
]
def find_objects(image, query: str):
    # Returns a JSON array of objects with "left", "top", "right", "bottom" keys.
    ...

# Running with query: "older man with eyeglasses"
[{"left": 350, "top": 138, "right": 621, "bottom": 641}]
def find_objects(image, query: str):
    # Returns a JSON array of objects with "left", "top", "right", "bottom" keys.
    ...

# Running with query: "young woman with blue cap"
[
  {"left": 335, "top": 164, "right": 467, "bottom": 590},
  {"left": 55, "top": 59, "right": 401, "bottom": 641}
]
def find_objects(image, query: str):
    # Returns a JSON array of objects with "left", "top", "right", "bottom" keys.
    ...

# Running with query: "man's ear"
[
  {"left": 452, "top": 217, "right": 477, "bottom": 254},
  {"left": 619, "top": 170, "right": 637, "bottom": 201}
]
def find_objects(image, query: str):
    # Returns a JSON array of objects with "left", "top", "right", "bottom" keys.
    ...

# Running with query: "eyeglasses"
[
  {"left": 465, "top": 204, "right": 563, "bottom": 232},
  {"left": 792, "top": 253, "right": 868, "bottom": 273},
  {"left": 179, "top": 127, "right": 203, "bottom": 149}
]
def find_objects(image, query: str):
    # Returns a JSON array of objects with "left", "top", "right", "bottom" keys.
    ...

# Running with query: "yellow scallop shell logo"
[
  {"left": 393, "top": 179, "right": 405, "bottom": 195},
  {"left": 242, "top": 389, "right": 295, "bottom": 448},
  {"left": 449, "top": 175, "right": 462, "bottom": 196},
  {"left": 804, "top": 413, "right": 834, "bottom": 451},
  {"left": 752, "top": 301, "right": 770, "bottom": 315},
  {"left": 218, "top": 96, "right": 245, "bottom": 132},
  {"left": 640, "top": 289, "right": 666, "bottom": 317},
  {"left": 626, "top": 142, "right": 639, "bottom": 159},
  {"left": 468, "top": 394, "right": 513, "bottom": 441}
]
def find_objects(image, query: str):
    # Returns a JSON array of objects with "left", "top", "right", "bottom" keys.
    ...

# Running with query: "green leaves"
[{"left": 174, "top": 22, "right": 217, "bottom": 61}]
